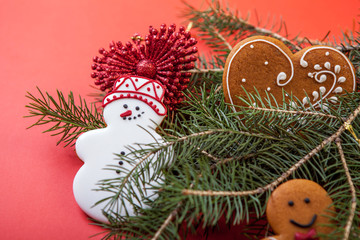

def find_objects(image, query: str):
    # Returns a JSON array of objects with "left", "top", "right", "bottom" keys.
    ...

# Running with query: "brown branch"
[
  {"left": 186, "top": 68, "right": 223, "bottom": 74},
  {"left": 210, "top": 26, "right": 233, "bottom": 51},
  {"left": 247, "top": 106, "right": 338, "bottom": 119},
  {"left": 182, "top": 103, "right": 360, "bottom": 196},
  {"left": 151, "top": 203, "right": 182, "bottom": 240},
  {"left": 335, "top": 138, "right": 357, "bottom": 240},
  {"left": 207, "top": 1, "right": 301, "bottom": 51}
]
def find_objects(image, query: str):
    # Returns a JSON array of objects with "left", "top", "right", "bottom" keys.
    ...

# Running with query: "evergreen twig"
[
  {"left": 335, "top": 138, "right": 357, "bottom": 240},
  {"left": 25, "top": 87, "right": 105, "bottom": 146}
]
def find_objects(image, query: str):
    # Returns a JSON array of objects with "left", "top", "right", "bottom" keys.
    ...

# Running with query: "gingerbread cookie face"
[
  {"left": 265, "top": 179, "right": 335, "bottom": 240},
  {"left": 223, "top": 36, "right": 356, "bottom": 110}
]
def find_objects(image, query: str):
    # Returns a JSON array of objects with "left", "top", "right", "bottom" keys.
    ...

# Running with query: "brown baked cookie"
[
  {"left": 262, "top": 179, "right": 335, "bottom": 240},
  {"left": 223, "top": 36, "right": 356, "bottom": 111}
]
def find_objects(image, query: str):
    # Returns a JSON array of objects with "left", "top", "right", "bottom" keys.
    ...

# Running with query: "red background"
[{"left": 1, "top": 0, "right": 359, "bottom": 239}]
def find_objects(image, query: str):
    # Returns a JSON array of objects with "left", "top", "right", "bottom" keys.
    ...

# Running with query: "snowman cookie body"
[{"left": 73, "top": 76, "right": 167, "bottom": 223}]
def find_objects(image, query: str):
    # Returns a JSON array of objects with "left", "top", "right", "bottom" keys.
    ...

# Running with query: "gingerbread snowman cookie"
[
  {"left": 223, "top": 36, "right": 356, "bottom": 111},
  {"left": 73, "top": 76, "right": 168, "bottom": 223},
  {"left": 263, "top": 179, "right": 335, "bottom": 240}
]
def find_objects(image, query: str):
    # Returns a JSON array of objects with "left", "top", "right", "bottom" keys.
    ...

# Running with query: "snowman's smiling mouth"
[{"left": 290, "top": 214, "right": 317, "bottom": 228}]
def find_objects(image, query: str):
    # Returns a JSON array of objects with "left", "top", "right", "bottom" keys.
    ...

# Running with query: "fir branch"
[
  {"left": 182, "top": 0, "right": 303, "bottom": 58},
  {"left": 335, "top": 138, "right": 357, "bottom": 240},
  {"left": 186, "top": 68, "right": 223, "bottom": 74},
  {"left": 25, "top": 87, "right": 105, "bottom": 146},
  {"left": 151, "top": 203, "right": 182, "bottom": 240},
  {"left": 182, "top": 101, "right": 360, "bottom": 197},
  {"left": 247, "top": 106, "right": 338, "bottom": 119},
  {"left": 206, "top": 1, "right": 301, "bottom": 51}
]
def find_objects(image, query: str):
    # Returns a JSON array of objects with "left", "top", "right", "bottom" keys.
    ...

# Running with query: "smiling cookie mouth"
[{"left": 290, "top": 214, "right": 317, "bottom": 228}]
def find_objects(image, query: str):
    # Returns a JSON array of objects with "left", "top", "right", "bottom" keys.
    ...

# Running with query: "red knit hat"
[{"left": 103, "top": 76, "right": 167, "bottom": 116}]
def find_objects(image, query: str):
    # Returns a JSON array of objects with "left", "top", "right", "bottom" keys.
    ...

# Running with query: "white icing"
[
  {"left": 308, "top": 72, "right": 314, "bottom": 78},
  {"left": 299, "top": 46, "right": 356, "bottom": 108},
  {"left": 225, "top": 42, "right": 356, "bottom": 112},
  {"left": 242, "top": 78, "right": 246, "bottom": 82},
  {"left": 290, "top": 101, "right": 297, "bottom": 108},
  {"left": 267, "top": 87, "right": 271, "bottom": 91},
  {"left": 333, "top": 87, "right": 343, "bottom": 94},
  {"left": 265, "top": 61, "right": 269, "bottom": 65},
  {"left": 335, "top": 65, "right": 341, "bottom": 73},
  {"left": 302, "top": 97, "right": 309, "bottom": 105},
  {"left": 314, "top": 64, "right": 322, "bottom": 70},
  {"left": 225, "top": 38, "right": 295, "bottom": 112},
  {"left": 73, "top": 78, "right": 171, "bottom": 223},
  {"left": 329, "top": 96, "right": 338, "bottom": 103},
  {"left": 320, "top": 86, "right": 326, "bottom": 95},
  {"left": 319, "top": 74, "right": 327, "bottom": 83},
  {"left": 338, "top": 76, "right": 346, "bottom": 83},
  {"left": 300, "top": 59, "right": 308, "bottom": 68},
  {"left": 312, "top": 91, "right": 319, "bottom": 101},
  {"left": 277, "top": 72, "right": 289, "bottom": 86},
  {"left": 325, "top": 51, "right": 330, "bottom": 56},
  {"left": 322, "top": 104, "right": 329, "bottom": 111},
  {"left": 324, "top": 62, "right": 331, "bottom": 69}
]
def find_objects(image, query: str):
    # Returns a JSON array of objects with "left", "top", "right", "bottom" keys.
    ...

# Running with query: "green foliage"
[
  {"left": 93, "top": 85, "right": 360, "bottom": 239},
  {"left": 24, "top": 0, "right": 360, "bottom": 239},
  {"left": 25, "top": 87, "right": 105, "bottom": 146}
]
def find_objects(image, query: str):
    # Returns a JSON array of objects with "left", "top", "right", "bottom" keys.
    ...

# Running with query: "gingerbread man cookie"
[
  {"left": 262, "top": 179, "right": 335, "bottom": 240},
  {"left": 223, "top": 36, "right": 356, "bottom": 111}
]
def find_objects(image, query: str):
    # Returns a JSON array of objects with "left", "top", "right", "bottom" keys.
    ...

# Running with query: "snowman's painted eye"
[
  {"left": 136, "top": 106, "right": 140, "bottom": 111},
  {"left": 123, "top": 104, "right": 128, "bottom": 109}
]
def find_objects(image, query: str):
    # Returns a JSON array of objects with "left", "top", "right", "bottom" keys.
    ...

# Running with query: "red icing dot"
[
  {"left": 135, "top": 78, "right": 138, "bottom": 82},
  {"left": 147, "top": 87, "right": 151, "bottom": 91},
  {"left": 113, "top": 95, "right": 117, "bottom": 99},
  {"left": 126, "top": 84, "right": 129, "bottom": 87}
]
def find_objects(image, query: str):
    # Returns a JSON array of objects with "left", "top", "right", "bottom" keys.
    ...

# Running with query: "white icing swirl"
[
  {"left": 302, "top": 97, "right": 309, "bottom": 105},
  {"left": 324, "top": 62, "right": 331, "bottom": 69},
  {"left": 329, "top": 96, "right": 338, "bottom": 103},
  {"left": 319, "top": 86, "right": 326, "bottom": 95},
  {"left": 314, "top": 64, "right": 322, "bottom": 70},
  {"left": 335, "top": 65, "right": 341, "bottom": 73},
  {"left": 338, "top": 76, "right": 346, "bottom": 83},
  {"left": 333, "top": 87, "right": 343, "bottom": 94},
  {"left": 312, "top": 91, "right": 319, "bottom": 101},
  {"left": 313, "top": 71, "right": 335, "bottom": 84},
  {"left": 299, "top": 46, "right": 356, "bottom": 108}
]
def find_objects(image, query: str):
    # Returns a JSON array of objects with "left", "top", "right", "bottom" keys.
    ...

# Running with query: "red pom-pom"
[{"left": 91, "top": 24, "right": 198, "bottom": 110}]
